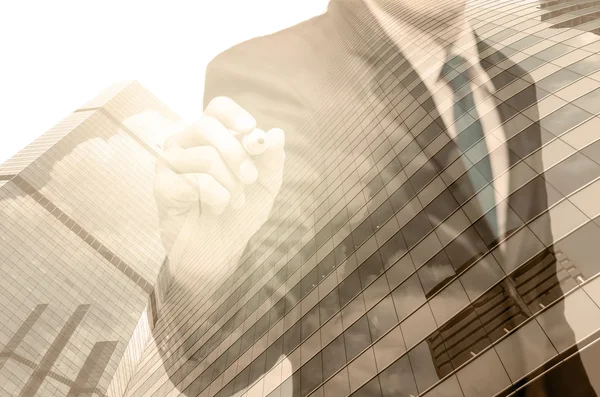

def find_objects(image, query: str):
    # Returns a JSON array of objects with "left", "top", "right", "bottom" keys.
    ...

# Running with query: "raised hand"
[{"left": 153, "top": 97, "right": 286, "bottom": 267}]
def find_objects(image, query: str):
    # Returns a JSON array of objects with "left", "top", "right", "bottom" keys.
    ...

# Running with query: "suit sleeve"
[
  {"left": 201, "top": 45, "right": 320, "bottom": 253},
  {"left": 203, "top": 47, "right": 304, "bottom": 133},
  {"left": 201, "top": 48, "right": 322, "bottom": 393},
  {"left": 202, "top": 46, "right": 322, "bottom": 241}
]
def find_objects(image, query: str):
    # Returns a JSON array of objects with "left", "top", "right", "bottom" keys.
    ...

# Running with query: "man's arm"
[
  {"left": 200, "top": 47, "right": 319, "bottom": 395},
  {"left": 202, "top": 45, "right": 320, "bottom": 282}
]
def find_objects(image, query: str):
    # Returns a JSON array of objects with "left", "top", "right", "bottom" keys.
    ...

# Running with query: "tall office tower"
[
  {"left": 121, "top": 1, "right": 600, "bottom": 397},
  {"left": 540, "top": 0, "right": 600, "bottom": 35},
  {"left": 0, "top": 81, "right": 178, "bottom": 397},
  {"left": 121, "top": 2, "right": 600, "bottom": 397}
]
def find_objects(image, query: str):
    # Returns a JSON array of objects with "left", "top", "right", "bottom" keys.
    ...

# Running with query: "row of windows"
[
  {"left": 138, "top": 106, "right": 596, "bottom": 394},
  {"left": 127, "top": 2, "right": 598, "bottom": 392},
  {"left": 0, "top": 85, "right": 179, "bottom": 396},
  {"left": 151, "top": 28, "right": 600, "bottom": 372},
  {"left": 171, "top": 215, "right": 596, "bottom": 396}
]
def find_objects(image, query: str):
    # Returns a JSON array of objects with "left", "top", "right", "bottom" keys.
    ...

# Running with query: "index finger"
[{"left": 204, "top": 96, "right": 256, "bottom": 134}]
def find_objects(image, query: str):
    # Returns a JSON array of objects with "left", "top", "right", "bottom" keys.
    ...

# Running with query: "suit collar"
[
  {"left": 328, "top": 0, "right": 538, "bottom": 252},
  {"left": 361, "top": 0, "right": 496, "bottom": 94}
]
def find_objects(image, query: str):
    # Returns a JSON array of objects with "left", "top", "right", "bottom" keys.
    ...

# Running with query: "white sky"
[{"left": 0, "top": 0, "right": 328, "bottom": 164}]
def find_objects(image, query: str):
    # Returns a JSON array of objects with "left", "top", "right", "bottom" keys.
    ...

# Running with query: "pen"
[
  {"left": 233, "top": 128, "right": 268, "bottom": 156},
  {"left": 156, "top": 128, "right": 268, "bottom": 214}
]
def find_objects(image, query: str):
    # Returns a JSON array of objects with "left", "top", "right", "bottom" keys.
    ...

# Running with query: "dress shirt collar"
[{"left": 363, "top": 0, "right": 496, "bottom": 94}]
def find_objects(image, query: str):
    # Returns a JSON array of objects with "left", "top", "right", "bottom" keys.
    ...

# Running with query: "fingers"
[
  {"left": 154, "top": 166, "right": 193, "bottom": 201},
  {"left": 153, "top": 163, "right": 199, "bottom": 220},
  {"left": 265, "top": 127, "right": 285, "bottom": 152},
  {"left": 155, "top": 127, "right": 285, "bottom": 215},
  {"left": 163, "top": 116, "right": 258, "bottom": 185},
  {"left": 175, "top": 173, "right": 245, "bottom": 215},
  {"left": 253, "top": 128, "right": 286, "bottom": 196},
  {"left": 204, "top": 96, "right": 256, "bottom": 134},
  {"left": 198, "top": 117, "right": 258, "bottom": 184},
  {"left": 160, "top": 144, "right": 246, "bottom": 210},
  {"left": 154, "top": 165, "right": 245, "bottom": 216},
  {"left": 159, "top": 145, "right": 213, "bottom": 174},
  {"left": 242, "top": 128, "right": 268, "bottom": 156},
  {"left": 154, "top": 99, "right": 286, "bottom": 219}
]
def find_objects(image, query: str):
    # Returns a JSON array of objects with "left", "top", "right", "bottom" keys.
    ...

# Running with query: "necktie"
[{"left": 440, "top": 54, "right": 499, "bottom": 238}]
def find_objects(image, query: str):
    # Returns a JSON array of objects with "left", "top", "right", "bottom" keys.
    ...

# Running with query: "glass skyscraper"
[
  {"left": 122, "top": 1, "right": 600, "bottom": 397},
  {"left": 0, "top": 81, "right": 178, "bottom": 397},
  {"left": 540, "top": 0, "right": 600, "bottom": 35},
  {"left": 4, "top": 1, "right": 600, "bottom": 396}
]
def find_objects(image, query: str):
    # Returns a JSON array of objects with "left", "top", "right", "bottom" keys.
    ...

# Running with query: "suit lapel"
[
  {"left": 330, "top": 0, "right": 541, "bottom": 271},
  {"left": 331, "top": 0, "right": 494, "bottom": 236},
  {"left": 330, "top": 0, "right": 472, "bottom": 191}
]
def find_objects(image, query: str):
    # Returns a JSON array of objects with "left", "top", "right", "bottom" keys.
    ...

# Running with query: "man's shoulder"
[{"left": 206, "top": 13, "right": 332, "bottom": 76}]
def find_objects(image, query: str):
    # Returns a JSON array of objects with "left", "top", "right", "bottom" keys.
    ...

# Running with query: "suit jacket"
[{"left": 196, "top": 1, "right": 596, "bottom": 396}]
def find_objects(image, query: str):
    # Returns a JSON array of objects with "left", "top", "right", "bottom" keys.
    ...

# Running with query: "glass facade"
[
  {"left": 0, "top": 81, "right": 178, "bottom": 397},
  {"left": 122, "top": 1, "right": 600, "bottom": 397},
  {"left": 540, "top": 0, "right": 600, "bottom": 35},
  {"left": 4, "top": 1, "right": 600, "bottom": 396}
]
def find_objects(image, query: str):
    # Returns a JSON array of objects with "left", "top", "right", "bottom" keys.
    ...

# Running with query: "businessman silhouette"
[{"left": 151, "top": 0, "right": 599, "bottom": 396}]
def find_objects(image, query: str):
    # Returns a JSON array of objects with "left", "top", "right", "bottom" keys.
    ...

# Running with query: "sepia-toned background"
[{"left": 1, "top": 0, "right": 600, "bottom": 396}]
